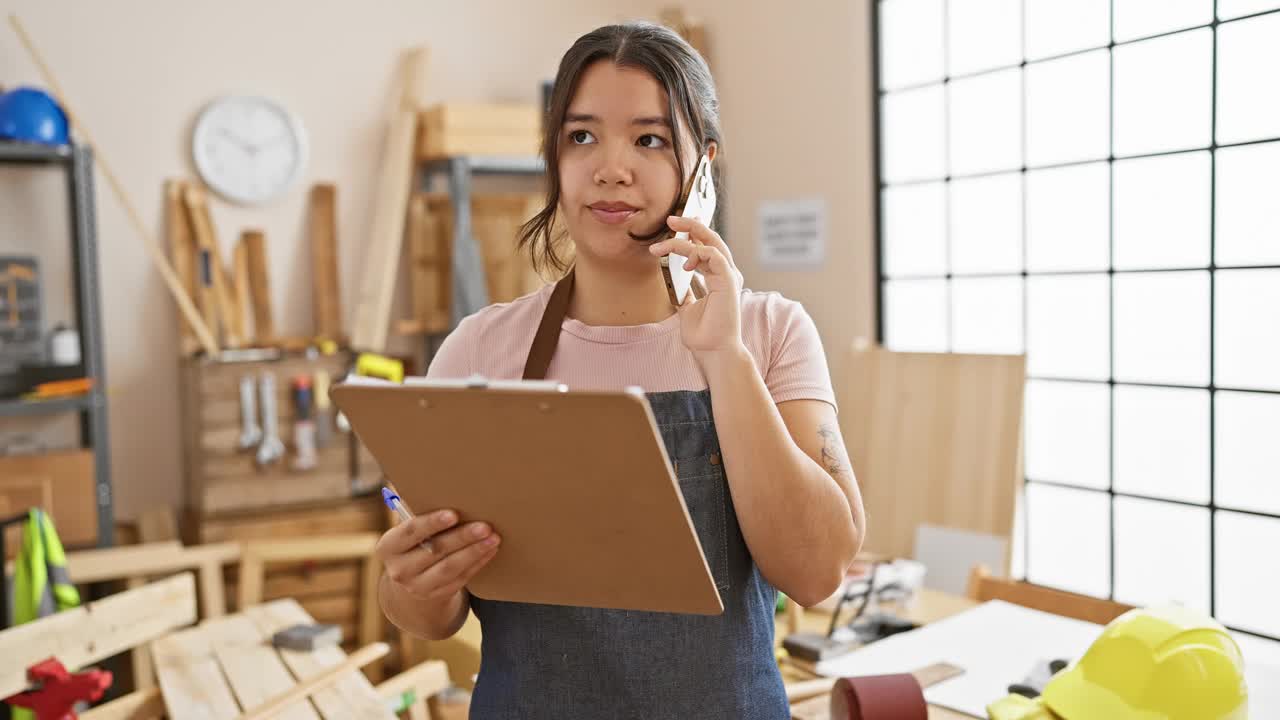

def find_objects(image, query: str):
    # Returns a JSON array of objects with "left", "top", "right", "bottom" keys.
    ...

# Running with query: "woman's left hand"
[{"left": 648, "top": 215, "right": 746, "bottom": 362}]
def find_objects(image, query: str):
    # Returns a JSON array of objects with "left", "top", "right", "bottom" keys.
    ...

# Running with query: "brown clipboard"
[{"left": 329, "top": 378, "right": 725, "bottom": 615}]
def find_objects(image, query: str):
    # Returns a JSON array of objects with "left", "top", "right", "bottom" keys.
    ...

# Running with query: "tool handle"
[{"left": 259, "top": 373, "right": 279, "bottom": 437}]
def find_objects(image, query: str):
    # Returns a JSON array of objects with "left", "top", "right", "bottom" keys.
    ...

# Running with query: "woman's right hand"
[{"left": 376, "top": 509, "right": 502, "bottom": 602}]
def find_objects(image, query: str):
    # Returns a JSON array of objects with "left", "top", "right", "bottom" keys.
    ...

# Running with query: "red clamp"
[{"left": 4, "top": 658, "right": 113, "bottom": 720}]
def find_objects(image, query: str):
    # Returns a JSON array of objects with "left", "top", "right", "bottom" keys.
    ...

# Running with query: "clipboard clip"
[{"left": 442, "top": 375, "right": 570, "bottom": 393}]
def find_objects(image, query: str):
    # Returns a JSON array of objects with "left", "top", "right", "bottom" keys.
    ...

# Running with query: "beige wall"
[
  {"left": 0, "top": 1, "right": 878, "bottom": 521},
  {"left": 676, "top": 0, "right": 879, "bottom": 421},
  {"left": 0, "top": 0, "right": 644, "bottom": 520}
]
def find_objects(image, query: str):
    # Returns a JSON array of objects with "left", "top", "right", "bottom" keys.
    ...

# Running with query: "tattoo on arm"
[{"left": 818, "top": 423, "right": 846, "bottom": 476}]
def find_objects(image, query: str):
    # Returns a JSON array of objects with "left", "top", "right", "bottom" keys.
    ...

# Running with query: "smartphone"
[{"left": 661, "top": 153, "right": 717, "bottom": 306}]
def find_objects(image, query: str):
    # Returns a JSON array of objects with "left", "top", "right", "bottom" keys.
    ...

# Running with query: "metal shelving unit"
[
  {"left": 418, "top": 154, "right": 545, "bottom": 362},
  {"left": 0, "top": 140, "right": 113, "bottom": 551}
]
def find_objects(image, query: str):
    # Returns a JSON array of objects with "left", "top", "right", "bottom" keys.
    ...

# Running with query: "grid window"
[
  {"left": 1025, "top": 50, "right": 1110, "bottom": 167},
  {"left": 952, "top": 277, "right": 1024, "bottom": 354},
  {"left": 1025, "top": 380, "right": 1110, "bottom": 489},
  {"left": 1113, "top": 385, "right": 1210, "bottom": 503},
  {"left": 882, "top": 182, "right": 947, "bottom": 277},
  {"left": 876, "top": 0, "right": 1280, "bottom": 645},
  {"left": 881, "top": 86, "right": 946, "bottom": 183},
  {"left": 1217, "top": 512, "right": 1280, "bottom": 638},
  {"left": 1215, "top": 391, "right": 1280, "bottom": 515},
  {"left": 950, "top": 173, "right": 1021, "bottom": 274},
  {"left": 1216, "top": 12, "right": 1280, "bottom": 145},
  {"left": 948, "top": 69, "right": 1022, "bottom": 176},
  {"left": 1114, "top": 497, "right": 1211, "bottom": 611},
  {"left": 1024, "top": 0, "right": 1109, "bottom": 59},
  {"left": 1112, "top": 152, "right": 1211, "bottom": 270},
  {"left": 1215, "top": 141, "right": 1280, "bottom": 266},
  {"left": 1025, "top": 163, "right": 1110, "bottom": 272},
  {"left": 1113, "top": 0, "right": 1212, "bottom": 42},
  {"left": 1113, "top": 29, "right": 1213, "bottom": 157},
  {"left": 884, "top": 279, "right": 949, "bottom": 353},
  {"left": 1219, "top": 0, "right": 1280, "bottom": 19},
  {"left": 1112, "top": 270, "right": 1210, "bottom": 386},
  {"left": 948, "top": 0, "right": 1022, "bottom": 76},
  {"left": 1026, "top": 483, "right": 1111, "bottom": 598}
]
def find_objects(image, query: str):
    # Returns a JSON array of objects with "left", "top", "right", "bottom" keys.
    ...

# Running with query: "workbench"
[{"left": 777, "top": 588, "right": 979, "bottom": 720}]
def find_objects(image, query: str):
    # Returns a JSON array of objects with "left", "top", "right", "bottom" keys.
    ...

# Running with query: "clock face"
[{"left": 192, "top": 95, "right": 307, "bottom": 205}]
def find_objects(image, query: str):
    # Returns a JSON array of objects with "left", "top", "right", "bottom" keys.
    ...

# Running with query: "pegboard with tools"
[
  {"left": 0, "top": 256, "right": 42, "bottom": 361},
  {"left": 179, "top": 350, "right": 383, "bottom": 515}
]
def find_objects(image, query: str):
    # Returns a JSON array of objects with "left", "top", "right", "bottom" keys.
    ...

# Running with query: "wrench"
[
  {"left": 255, "top": 372, "right": 285, "bottom": 466},
  {"left": 238, "top": 375, "right": 263, "bottom": 450}
]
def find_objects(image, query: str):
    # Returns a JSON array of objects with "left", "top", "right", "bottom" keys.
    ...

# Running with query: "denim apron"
[{"left": 466, "top": 269, "right": 790, "bottom": 719}]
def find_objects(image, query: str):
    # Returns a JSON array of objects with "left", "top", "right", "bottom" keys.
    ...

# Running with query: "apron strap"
[{"left": 522, "top": 268, "right": 575, "bottom": 380}]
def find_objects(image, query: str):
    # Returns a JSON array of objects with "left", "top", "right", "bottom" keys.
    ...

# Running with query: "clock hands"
[
  {"left": 217, "top": 127, "right": 256, "bottom": 155},
  {"left": 248, "top": 132, "right": 289, "bottom": 155}
]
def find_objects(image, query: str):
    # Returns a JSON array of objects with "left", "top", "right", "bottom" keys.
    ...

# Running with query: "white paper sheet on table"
[
  {"left": 812, "top": 599, "right": 1279, "bottom": 718},
  {"left": 813, "top": 600, "right": 1097, "bottom": 717}
]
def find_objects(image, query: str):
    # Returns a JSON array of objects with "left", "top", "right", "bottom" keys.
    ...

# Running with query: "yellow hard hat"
[{"left": 1041, "top": 604, "right": 1248, "bottom": 720}]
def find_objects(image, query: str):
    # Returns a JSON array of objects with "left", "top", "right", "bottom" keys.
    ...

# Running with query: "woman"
[{"left": 375, "top": 20, "right": 865, "bottom": 719}]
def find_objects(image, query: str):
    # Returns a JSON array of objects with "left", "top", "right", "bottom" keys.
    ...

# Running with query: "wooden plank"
[
  {"left": 967, "top": 565, "right": 1133, "bottom": 625},
  {"left": 415, "top": 103, "right": 541, "bottom": 161},
  {"left": 244, "top": 600, "right": 394, "bottom": 720},
  {"left": 233, "top": 235, "right": 252, "bottom": 347},
  {"left": 64, "top": 541, "right": 241, "bottom": 584},
  {"left": 201, "top": 560, "right": 228, "bottom": 619},
  {"left": 183, "top": 185, "right": 236, "bottom": 348},
  {"left": 350, "top": 47, "right": 429, "bottom": 353},
  {"left": 358, "top": 555, "right": 383, "bottom": 683},
  {"left": 193, "top": 497, "right": 384, "bottom": 545},
  {"left": 244, "top": 230, "right": 275, "bottom": 345},
  {"left": 243, "top": 534, "right": 378, "bottom": 563},
  {"left": 79, "top": 687, "right": 165, "bottom": 720},
  {"left": 137, "top": 507, "right": 179, "bottom": 543},
  {"left": 126, "top": 577, "right": 155, "bottom": 691},
  {"left": 407, "top": 194, "right": 450, "bottom": 334},
  {"left": 846, "top": 346, "right": 1026, "bottom": 565},
  {"left": 204, "top": 615, "right": 320, "bottom": 720},
  {"left": 374, "top": 660, "right": 449, "bottom": 720},
  {"left": 0, "top": 573, "right": 197, "bottom": 697},
  {"left": 167, "top": 179, "right": 201, "bottom": 357},
  {"left": 237, "top": 642, "right": 389, "bottom": 720},
  {"left": 151, "top": 623, "right": 242, "bottom": 720},
  {"left": 263, "top": 562, "right": 361, "bottom": 600},
  {"left": 300, "top": 594, "right": 357, "bottom": 627},
  {"left": 238, "top": 553, "right": 265, "bottom": 610},
  {"left": 199, "top": 474, "right": 352, "bottom": 515},
  {"left": 220, "top": 251, "right": 244, "bottom": 348},
  {"left": 309, "top": 184, "right": 342, "bottom": 342}
]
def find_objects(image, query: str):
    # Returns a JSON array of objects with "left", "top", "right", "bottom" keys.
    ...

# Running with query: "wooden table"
[
  {"left": 150, "top": 598, "right": 394, "bottom": 720},
  {"left": 776, "top": 589, "right": 980, "bottom": 720}
]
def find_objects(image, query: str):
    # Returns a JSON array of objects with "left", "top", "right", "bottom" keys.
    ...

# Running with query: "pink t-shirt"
[{"left": 426, "top": 283, "right": 837, "bottom": 409}]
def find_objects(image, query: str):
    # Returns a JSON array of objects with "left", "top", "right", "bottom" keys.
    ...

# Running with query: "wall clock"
[{"left": 191, "top": 95, "right": 307, "bottom": 205}]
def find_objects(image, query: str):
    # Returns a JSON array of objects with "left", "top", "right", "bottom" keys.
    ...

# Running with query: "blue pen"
[{"left": 382, "top": 487, "right": 434, "bottom": 552}]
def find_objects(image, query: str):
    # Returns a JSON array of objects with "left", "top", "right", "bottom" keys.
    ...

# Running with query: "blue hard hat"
[{"left": 0, "top": 86, "right": 69, "bottom": 146}]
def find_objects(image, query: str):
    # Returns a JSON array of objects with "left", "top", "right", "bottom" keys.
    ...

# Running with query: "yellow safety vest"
[{"left": 13, "top": 508, "right": 80, "bottom": 623}]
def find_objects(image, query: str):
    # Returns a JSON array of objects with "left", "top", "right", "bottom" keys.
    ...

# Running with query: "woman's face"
[{"left": 558, "top": 60, "right": 695, "bottom": 268}]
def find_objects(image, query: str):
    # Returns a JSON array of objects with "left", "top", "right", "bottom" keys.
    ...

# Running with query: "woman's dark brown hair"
[{"left": 517, "top": 21, "right": 722, "bottom": 275}]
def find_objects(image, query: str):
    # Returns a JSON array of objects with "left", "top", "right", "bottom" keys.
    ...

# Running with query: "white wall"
[
  {"left": 0, "top": 0, "right": 646, "bottom": 519},
  {"left": 661, "top": 0, "right": 880, "bottom": 418}
]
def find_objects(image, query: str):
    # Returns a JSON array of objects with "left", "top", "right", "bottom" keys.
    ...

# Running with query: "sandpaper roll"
[{"left": 829, "top": 673, "right": 928, "bottom": 720}]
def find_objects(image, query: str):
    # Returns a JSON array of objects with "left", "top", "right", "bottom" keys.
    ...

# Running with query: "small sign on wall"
[{"left": 757, "top": 197, "right": 827, "bottom": 269}]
